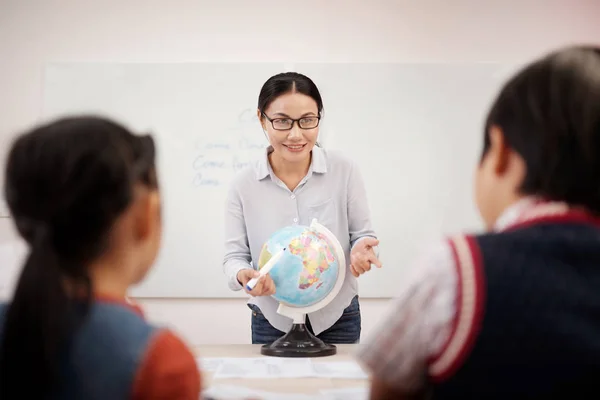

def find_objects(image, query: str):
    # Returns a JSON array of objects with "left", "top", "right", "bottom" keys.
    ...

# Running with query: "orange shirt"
[{"left": 100, "top": 296, "right": 201, "bottom": 400}]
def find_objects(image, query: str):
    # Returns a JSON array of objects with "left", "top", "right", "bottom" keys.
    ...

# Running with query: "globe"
[
  {"left": 258, "top": 223, "right": 340, "bottom": 308},
  {"left": 257, "top": 219, "right": 346, "bottom": 357}
]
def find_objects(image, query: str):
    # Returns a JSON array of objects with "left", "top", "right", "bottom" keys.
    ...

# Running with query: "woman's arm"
[
  {"left": 347, "top": 160, "right": 378, "bottom": 248},
  {"left": 346, "top": 160, "right": 381, "bottom": 275},
  {"left": 223, "top": 184, "right": 253, "bottom": 291}
]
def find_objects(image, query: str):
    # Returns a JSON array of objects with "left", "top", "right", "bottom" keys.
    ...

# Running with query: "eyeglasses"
[{"left": 262, "top": 113, "right": 320, "bottom": 131}]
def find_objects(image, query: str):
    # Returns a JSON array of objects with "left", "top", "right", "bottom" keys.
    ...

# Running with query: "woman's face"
[{"left": 259, "top": 92, "right": 320, "bottom": 164}]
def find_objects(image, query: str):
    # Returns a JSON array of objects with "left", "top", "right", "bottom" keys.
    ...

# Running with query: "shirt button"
[
  {"left": 293, "top": 218, "right": 298, "bottom": 223},
  {"left": 291, "top": 194, "right": 296, "bottom": 199}
]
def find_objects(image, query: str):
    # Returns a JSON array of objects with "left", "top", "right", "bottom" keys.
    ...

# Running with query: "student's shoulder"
[
  {"left": 80, "top": 302, "right": 158, "bottom": 359},
  {"left": 132, "top": 329, "right": 201, "bottom": 399},
  {"left": 89, "top": 301, "right": 152, "bottom": 330},
  {"left": 142, "top": 329, "right": 197, "bottom": 368},
  {"left": 406, "top": 236, "right": 457, "bottom": 281},
  {"left": 78, "top": 302, "right": 200, "bottom": 398}
]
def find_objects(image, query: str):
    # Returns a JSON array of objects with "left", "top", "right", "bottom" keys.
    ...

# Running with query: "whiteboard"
[{"left": 42, "top": 62, "right": 518, "bottom": 298}]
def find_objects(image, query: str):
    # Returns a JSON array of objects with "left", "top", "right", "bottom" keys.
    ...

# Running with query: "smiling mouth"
[{"left": 284, "top": 144, "right": 307, "bottom": 151}]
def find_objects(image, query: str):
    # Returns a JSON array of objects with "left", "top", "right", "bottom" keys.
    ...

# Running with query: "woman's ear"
[{"left": 257, "top": 109, "right": 266, "bottom": 132}]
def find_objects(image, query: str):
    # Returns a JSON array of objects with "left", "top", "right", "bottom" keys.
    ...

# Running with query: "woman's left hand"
[{"left": 350, "top": 237, "right": 382, "bottom": 277}]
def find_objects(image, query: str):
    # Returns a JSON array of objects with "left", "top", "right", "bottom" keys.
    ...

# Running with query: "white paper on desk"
[
  {"left": 319, "top": 386, "right": 369, "bottom": 400},
  {"left": 197, "top": 357, "right": 225, "bottom": 373},
  {"left": 312, "top": 361, "right": 369, "bottom": 379},
  {"left": 213, "top": 357, "right": 315, "bottom": 379},
  {"left": 203, "top": 384, "right": 332, "bottom": 400},
  {"left": 202, "top": 384, "right": 260, "bottom": 400}
]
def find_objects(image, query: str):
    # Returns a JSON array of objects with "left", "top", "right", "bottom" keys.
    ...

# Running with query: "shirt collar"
[
  {"left": 492, "top": 196, "right": 590, "bottom": 232},
  {"left": 95, "top": 293, "right": 145, "bottom": 317},
  {"left": 486, "top": 194, "right": 600, "bottom": 232},
  {"left": 493, "top": 196, "right": 542, "bottom": 231},
  {"left": 255, "top": 145, "right": 328, "bottom": 181}
]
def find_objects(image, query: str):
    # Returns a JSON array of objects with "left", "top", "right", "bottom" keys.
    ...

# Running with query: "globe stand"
[{"left": 261, "top": 322, "right": 336, "bottom": 358}]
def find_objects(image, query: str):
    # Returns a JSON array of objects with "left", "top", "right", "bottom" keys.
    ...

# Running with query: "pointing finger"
[{"left": 369, "top": 256, "right": 383, "bottom": 269}]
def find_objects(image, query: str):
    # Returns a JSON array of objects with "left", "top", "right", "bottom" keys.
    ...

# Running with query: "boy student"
[
  {"left": 357, "top": 45, "right": 600, "bottom": 399},
  {"left": 0, "top": 116, "right": 201, "bottom": 399}
]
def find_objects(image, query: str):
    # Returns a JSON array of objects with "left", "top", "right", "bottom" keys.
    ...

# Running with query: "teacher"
[{"left": 223, "top": 72, "right": 381, "bottom": 345}]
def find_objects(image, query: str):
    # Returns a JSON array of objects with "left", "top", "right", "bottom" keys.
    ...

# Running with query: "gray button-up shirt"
[{"left": 223, "top": 145, "right": 377, "bottom": 335}]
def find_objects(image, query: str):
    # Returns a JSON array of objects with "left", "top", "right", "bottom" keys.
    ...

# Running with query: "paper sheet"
[
  {"left": 197, "top": 357, "right": 225, "bottom": 373},
  {"left": 202, "top": 384, "right": 369, "bottom": 400},
  {"left": 319, "top": 387, "right": 369, "bottom": 400},
  {"left": 198, "top": 357, "right": 369, "bottom": 380},
  {"left": 311, "top": 361, "right": 369, "bottom": 379},
  {"left": 202, "top": 384, "right": 332, "bottom": 400},
  {"left": 211, "top": 357, "right": 316, "bottom": 379}
]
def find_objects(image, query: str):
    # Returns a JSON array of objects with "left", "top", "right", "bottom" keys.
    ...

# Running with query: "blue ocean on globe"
[{"left": 258, "top": 224, "right": 340, "bottom": 308}]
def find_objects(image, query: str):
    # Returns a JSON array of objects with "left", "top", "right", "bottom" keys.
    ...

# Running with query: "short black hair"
[{"left": 483, "top": 45, "right": 600, "bottom": 212}]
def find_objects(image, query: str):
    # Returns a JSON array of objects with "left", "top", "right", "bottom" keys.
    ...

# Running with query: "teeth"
[{"left": 287, "top": 145, "right": 303, "bottom": 149}]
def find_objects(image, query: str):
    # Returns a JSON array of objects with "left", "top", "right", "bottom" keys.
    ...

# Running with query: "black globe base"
[{"left": 261, "top": 323, "right": 336, "bottom": 357}]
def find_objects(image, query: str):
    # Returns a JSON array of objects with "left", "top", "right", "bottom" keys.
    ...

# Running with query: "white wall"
[{"left": 1, "top": 0, "right": 599, "bottom": 345}]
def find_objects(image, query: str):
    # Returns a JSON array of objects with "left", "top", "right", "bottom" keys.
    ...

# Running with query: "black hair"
[
  {"left": 482, "top": 45, "right": 600, "bottom": 213},
  {"left": 0, "top": 116, "right": 157, "bottom": 398},
  {"left": 258, "top": 72, "right": 324, "bottom": 116}
]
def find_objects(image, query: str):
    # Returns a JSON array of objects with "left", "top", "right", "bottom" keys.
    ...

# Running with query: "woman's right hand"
[{"left": 237, "top": 269, "right": 276, "bottom": 297}]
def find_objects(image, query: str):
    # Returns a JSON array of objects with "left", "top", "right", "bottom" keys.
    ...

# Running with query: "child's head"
[
  {"left": 5, "top": 116, "right": 161, "bottom": 285},
  {"left": 475, "top": 45, "right": 600, "bottom": 229},
  {"left": 0, "top": 116, "right": 160, "bottom": 396}
]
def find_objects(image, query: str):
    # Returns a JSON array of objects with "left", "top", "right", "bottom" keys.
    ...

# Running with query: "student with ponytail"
[{"left": 0, "top": 116, "right": 201, "bottom": 399}]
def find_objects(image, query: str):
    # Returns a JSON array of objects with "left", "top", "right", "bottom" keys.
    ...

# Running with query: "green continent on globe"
[
  {"left": 258, "top": 243, "right": 272, "bottom": 269},
  {"left": 289, "top": 231, "right": 335, "bottom": 290}
]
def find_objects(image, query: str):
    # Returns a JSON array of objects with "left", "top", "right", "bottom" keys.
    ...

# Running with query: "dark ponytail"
[
  {"left": 0, "top": 223, "right": 85, "bottom": 398},
  {"left": 0, "top": 116, "right": 156, "bottom": 398}
]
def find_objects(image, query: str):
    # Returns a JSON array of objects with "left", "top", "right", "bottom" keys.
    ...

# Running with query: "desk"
[{"left": 196, "top": 344, "right": 369, "bottom": 395}]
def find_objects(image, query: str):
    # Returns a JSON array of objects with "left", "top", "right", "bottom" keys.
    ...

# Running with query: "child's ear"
[
  {"left": 134, "top": 187, "right": 160, "bottom": 242},
  {"left": 488, "top": 125, "right": 511, "bottom": 175}
]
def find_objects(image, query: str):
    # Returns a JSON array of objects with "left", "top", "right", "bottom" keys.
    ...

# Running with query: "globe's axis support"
[{"left": 260, "top": 323, "right": 336, "bottom": 357}]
